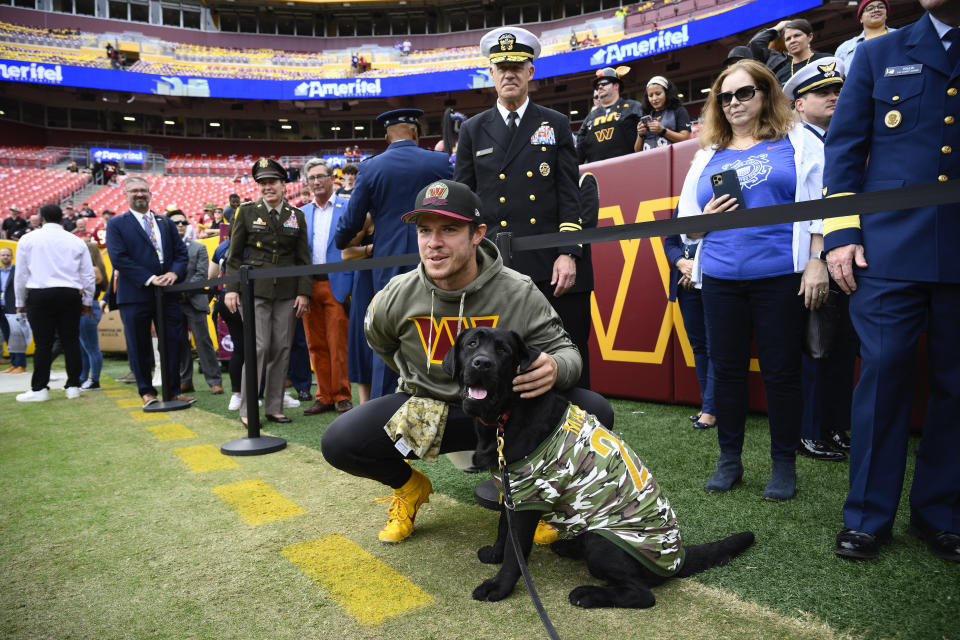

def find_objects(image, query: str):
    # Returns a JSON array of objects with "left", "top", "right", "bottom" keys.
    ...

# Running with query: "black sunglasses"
[
  {"left": 596, "top": 79, "right": 614, "bottom": 87},
  {"left": 718, "top": 85, "right": 760, "bottom": 107},
  {"left": 172, "top": 219, "right": 189, "bottom": 226}
]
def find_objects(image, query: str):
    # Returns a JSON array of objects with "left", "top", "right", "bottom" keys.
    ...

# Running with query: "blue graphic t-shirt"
[{"left": 696, "top": 139, "right": 796, "bottom": 280}]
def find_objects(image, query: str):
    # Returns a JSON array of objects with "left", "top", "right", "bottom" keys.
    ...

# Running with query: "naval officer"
[
  {"left": 334, "top": 108, "right": 452, "bottom": 399},
  {"left": 824, "top": 0, "right": 960, "bottom": 562},
  {"left": 455, "top": 26, "right": 591, "bottom": 386},
  {"left": 225, "top": 157, "right": 312, "bottom": 425}
]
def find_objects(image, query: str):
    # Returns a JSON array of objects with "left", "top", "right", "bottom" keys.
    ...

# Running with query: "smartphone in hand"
[{"left": 711, "top": 169, "right": 746, "bottom": 210}]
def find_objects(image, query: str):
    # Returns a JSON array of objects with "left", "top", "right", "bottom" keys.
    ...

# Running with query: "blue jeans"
[
  {"left": 701, "top": 273, "right": 804, "bottom": 462},
  {"left": 79, "top": 305, "right": 103, "bottom": 384},
  {"left": 677, "top": 284, "right": 715, "bottom": 416}
]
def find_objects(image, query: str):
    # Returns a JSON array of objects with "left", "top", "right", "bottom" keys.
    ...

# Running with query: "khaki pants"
[{"left": 239, "top": 296, "right": 297, "bottom": 418}]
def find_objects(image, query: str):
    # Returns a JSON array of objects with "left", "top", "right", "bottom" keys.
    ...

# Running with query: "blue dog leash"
[{"left": 497, "top": 422, "right": 562, "bottom": 640}]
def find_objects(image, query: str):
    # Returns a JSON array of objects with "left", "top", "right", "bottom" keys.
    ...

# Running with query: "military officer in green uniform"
[{"left": 225, "top": 157, "right": 311, "bottom": 424}]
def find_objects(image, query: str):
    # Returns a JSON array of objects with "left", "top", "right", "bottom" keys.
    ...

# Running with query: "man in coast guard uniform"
[
  {"left": 784, "top": 58, "right": 858, "bottom": 463},
  {"left": 334, "top": 108, "right": 452, "bottom": 398},
  {"left": 455, "top": 27, "right": 590, "bottom": 386},
  {"left": 823, "top": 1, "right": 960, "bottom": 562}
]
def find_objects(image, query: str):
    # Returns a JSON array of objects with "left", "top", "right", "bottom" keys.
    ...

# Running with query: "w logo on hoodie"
[{"left": 408, "top": 315, "right": 500, "bottom": 365}]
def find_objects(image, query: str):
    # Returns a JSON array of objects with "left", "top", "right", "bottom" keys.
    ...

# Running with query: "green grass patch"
[{"left": 2, "top": 354, "right": 956, "bottom": 639}]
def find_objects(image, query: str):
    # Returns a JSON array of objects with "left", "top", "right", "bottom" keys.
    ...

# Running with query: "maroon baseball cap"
[{"left": 401, "top": 179, "right": 482, "bottom": 223}]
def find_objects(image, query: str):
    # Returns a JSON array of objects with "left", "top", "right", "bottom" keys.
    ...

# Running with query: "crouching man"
[{"left": 321, "top": 179, "right": 612, "bottom": 543}]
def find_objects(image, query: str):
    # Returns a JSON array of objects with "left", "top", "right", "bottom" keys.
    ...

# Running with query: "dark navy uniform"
[
  {"left": 576, "top": 99, "right": 644, "bottom": 164},
  {"left": 334, "top": 109, "right": 453, "bottom": 398},
  {"left": 823, "top": 13, "right": 960, "bottom": 546},
  {"left": 456, "top": 25, "right": 588, "bottom": 384}
]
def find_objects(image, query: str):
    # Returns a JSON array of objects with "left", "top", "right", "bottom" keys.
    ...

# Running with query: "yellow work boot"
[
  {"left": 534, "top": 520, "right": 559, "bottom": 545},
  {"left": 376, "top": 468, "right": 433, "bottom": 544}
]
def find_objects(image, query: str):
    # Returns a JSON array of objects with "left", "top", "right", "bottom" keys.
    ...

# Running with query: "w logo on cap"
[{"left": 423, "top": 182, "right": 450, "bottom": 206}]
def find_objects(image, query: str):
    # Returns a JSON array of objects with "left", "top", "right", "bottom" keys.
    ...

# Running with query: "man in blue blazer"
[
  {"left": 823, "top": 1, "right": 960, "bottom": 562},
  {"left": 106, "top": 177, "right": 191, "bottom": 407},
  {"left": 334, "top": 108, "right": 453, "bottom": 399},
  {"left": 301, "top": 158, "right": 354, "bottom": 416}
]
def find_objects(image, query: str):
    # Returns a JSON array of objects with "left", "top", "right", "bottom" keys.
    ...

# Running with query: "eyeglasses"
[
  {"left": 308, "top": 173, "right": 331, "bottom": 181},
  {"left": 172, "top": 219, "right": 189, "bottom": 226},
  {"left": 718, "top": 85, "right": 759, "bottom": 107},
  {"left": 863, "top": 2, "right": 886, "bottom": 12},
  {"left": 596, "top": 80, "right": 614, "bottom": 88}
]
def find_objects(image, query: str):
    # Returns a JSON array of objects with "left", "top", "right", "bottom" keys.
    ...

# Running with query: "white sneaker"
[
  {"left": 65, "top": 387, "right": 81, "bottom": 399},
  {"left": 228, "top": 394, "right": 242, "bottom": 411},
  {"left": 282, "top": 392, "right": 301, "bottom": 409},
  {"left": 17, "top": 388, "right": 49, "bottom": 402}
]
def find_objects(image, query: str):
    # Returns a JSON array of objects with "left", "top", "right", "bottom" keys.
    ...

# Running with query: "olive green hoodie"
[{"left": 364, "top": 237, "right": 582, "bottom": 403}]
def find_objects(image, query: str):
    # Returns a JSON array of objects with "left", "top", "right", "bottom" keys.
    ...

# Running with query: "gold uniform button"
[
  {"left": 529, "top": 218, "right": 536, "bottom": 224},
  {"left": 946, "top": 116, "right": 956, "bottom": 125},
  {"left": 529, "top": 194, "right": 536, "bottom": 201},
  {"left": 541, "top": 146, "right": 547, "bottom": 151},
  {"left": 939, "top": 174, "right": 949, "bottom": 182},
  {"left": 498, "top": 196, "right": 506, "bottom": 203},
  {"left": 949, "top": 88, "right": 958, "bottom": 97},
  {"left": 500, "top": 220, "right": 508, "bottom": 227},
  {"left": 892, "top": 95, "right": 900, "bottom": 101},
  {"left": 256, "top": 241, "right": 262, "bottom": 248},
  {"left": 943, "top": 146, "right": 953, "bottom": 154},
  {"left": 526, "top": 171, "right": 533, "bottom": 177},
  {"left": 499, "top": 173, "right": 506, "bottom": 180}
]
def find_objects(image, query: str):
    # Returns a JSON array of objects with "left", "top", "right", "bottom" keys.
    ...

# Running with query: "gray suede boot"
[
  {"left": 705, "top": 453, "right": 744, "bottom": 493},
  {"left": 762, "top": 458, "right": 797, "bottom": 502}
]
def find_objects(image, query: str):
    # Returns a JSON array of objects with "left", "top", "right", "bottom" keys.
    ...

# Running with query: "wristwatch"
[{"left": 811, "top": 250, "right": 826, "bottom": 261}]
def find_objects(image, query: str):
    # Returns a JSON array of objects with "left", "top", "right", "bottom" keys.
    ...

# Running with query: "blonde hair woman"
[{"left": 677, "top": 60, "right": 828, "bottom": 501}]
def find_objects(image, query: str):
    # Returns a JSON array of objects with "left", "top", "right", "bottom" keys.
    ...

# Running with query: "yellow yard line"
[
  {"left": 146, "top": 423, "right": 197, "bottom": 441},
  {"left": 282, "top": 535, "right": 433, "bottom": 626},
  {"left": 212, "top": 478, "right": 305, "bottom": 525},
  {"left": 128, "top": 410, "right": 170, "bottom": 422},
  {"left": 173, "top": 444, "right": 240, "bottom": 472}
]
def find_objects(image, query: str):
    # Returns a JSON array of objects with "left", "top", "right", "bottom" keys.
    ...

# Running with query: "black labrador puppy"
[{"left": 442, "top": 327, "right": 754, "bottom": 609}]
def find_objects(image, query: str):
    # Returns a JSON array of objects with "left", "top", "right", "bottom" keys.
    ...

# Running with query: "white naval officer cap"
[
  {"left": 783, "top": 56, "right": 846, "bottom": 100},
  {"left": 481, "top": 26, "right": 542, "bottom": 65}
]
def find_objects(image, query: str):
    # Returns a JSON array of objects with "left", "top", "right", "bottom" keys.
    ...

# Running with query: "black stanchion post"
[
  {"left": 473, "top": 232, "right": 517, "bottom": 510},
  {"left": 143, "top": 285, "right": 190, "bottom": 413},
  {"left": 495, "top": 231, "right": 514, "bottom": 268},
  {"left": 221, "top": 265, "right": 286, "bottom": 456}
]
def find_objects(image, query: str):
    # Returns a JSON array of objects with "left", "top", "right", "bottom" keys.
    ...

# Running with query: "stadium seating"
[
  {"left": 0, "top": 146, "right": 69, "bottom": 168},
  {"left": 0, "top": 167, "right": 90, "bottom": 216},
  {"left": 82, "top": 175, "right": 303, "bottom": 223}
]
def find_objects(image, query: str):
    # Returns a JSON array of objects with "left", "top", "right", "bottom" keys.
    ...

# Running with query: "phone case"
[{"left": 711, "top": 169, "right": 746, "bottom": 210}]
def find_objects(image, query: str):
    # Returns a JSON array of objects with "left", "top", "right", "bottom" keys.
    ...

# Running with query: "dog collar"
[{"left": 478, "top": 410, "right": 511, "bottom": 429}]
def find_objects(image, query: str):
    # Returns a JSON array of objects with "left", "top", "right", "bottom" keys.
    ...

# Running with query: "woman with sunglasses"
[{"left": 677, "top": 60, "right": 827, "bottom": 502}]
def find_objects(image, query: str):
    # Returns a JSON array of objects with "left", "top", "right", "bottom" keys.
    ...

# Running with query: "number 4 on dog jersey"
[{"left": 493, "top": 403, "right": 685, "bottom": 576}]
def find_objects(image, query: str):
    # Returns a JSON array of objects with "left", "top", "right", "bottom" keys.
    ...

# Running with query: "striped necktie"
[{"left": 142, "top": 213, "right": 161, "bottom": 260}]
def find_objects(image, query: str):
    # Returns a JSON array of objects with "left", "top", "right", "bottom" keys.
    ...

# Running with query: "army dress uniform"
[
  {"left": 822, "top": 13, "right": 960, "bottom": 555},
  {"left": 455, "top": 27, "right": 589, "bottom": 379},
  {"left": 225, "top": 158, "right": 312, "bottom": 420}
]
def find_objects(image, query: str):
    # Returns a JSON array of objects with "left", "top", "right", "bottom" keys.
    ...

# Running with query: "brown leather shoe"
[
  {"left": 141, "top": 394, "right": 159, "bottom": 408},
  {"left": 336, "top": 399, "right": 354, "bottom": 414},
  {"left": 171, "top": 394, "right": 196, "bottom": 405},
  {"left": 303, "top": 400, "right": 334, "bottom": 415},
  {"left": 180, "top": 383, "right": 195, "bottom": 393},
  {"left": 210, "top": 384, "right": 224, "bottom": 395}
]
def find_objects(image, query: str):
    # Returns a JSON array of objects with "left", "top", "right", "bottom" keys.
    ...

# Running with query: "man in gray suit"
[{"left": 167, "top": 210, "right": 223, "bottom": 395}]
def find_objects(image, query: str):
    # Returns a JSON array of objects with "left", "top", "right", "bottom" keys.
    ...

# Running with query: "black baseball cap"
[{"left": 401, "top": 179, "right": 482, "bottom": 223}]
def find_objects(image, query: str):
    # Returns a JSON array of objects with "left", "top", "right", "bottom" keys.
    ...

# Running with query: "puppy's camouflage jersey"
[{"left": 492, "top": 403, "right": 685, "bottom": 576}]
